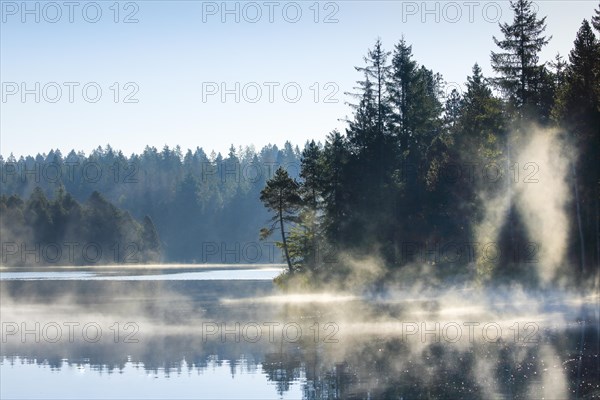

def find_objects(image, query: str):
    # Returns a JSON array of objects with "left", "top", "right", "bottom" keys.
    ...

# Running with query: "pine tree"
[
  {"left": 260, "top": 167, "right": 302, "bottom": 272},
  {"left": 85, "top": 191, "right": 122, "bottom": 252},
  {"left": 444, "top": 89, "right": 462, "bottom": 133},
  {"left": 320, "top": 131, "right": 349, "bottom": 246},
  {"left": 342, "top": 40, "right": 400, "bottom": 256},
  {"left": 389, "top": 39, "right": 443, "bottom": 160},
  {"left": 459, "top": 63, "right": 505, "bottom": 159},
  {"left": 553, "top": 19, "right": 600, "bottom": 274},
  {"left": 24, "top": 187, "right": 53, "bottom": 244},
  {"left": 296, "top": 140, "right": 324, "bottom": 269},
  {"left": 346, "top": 60, "right": 380, "bottom": 154},
  {"left": 553, "top": 19, "right": 600, "bottom": 135},
  {"left": 352, "top": 38, "right": 392, "bottom": 140},
  {"left": 141, "top": 215, "right": 161, "bottom": 263},
  {"left": 412, "top": 66, "right": 444, "bottom": 147},
  {"left": 389, "top": 37, "right": 419, "bottom": 151},
  {"left": 548, "top": 53, "right": 568, "bottom": 89},
  {"left": 490, "top": 0, "right": 551, "bottom": 117},
  {"left": 593, "top": 2, "right": 600, "bottom": 33}
]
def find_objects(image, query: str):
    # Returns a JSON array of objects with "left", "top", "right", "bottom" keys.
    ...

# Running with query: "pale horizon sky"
[{"left": 1, "top": 0, "right": 598, "bottom": 158}]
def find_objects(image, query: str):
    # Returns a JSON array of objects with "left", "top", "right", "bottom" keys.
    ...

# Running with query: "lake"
[{"left": 1, "top": 265, "right": 598, "bottom": 399}]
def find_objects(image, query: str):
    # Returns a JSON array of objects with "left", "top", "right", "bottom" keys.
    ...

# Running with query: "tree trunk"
[
  {"left": 311, "top": 188, "right": 318, "bottom": 270},
  {"left": 596, "top": 197, "right": 599, "bottom": 268},
  {"left": 507, "top": 138, "right": 515, "bottom": 262},
  {"left": 572, "top": 163, "right": 585, "bottom": 274},
  {"left": 596, "top": 197, "right": 599, "bottom": 290},
  {"left": 279, "top": 194, "right": 293, "bottom": 272}
]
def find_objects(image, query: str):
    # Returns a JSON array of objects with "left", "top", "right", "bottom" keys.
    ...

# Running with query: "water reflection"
[{"left": 1, "top": 269, "right": 598, "bottom": 399}]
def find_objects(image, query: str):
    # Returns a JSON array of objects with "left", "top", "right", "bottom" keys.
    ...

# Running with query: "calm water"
[{"left": 0, "top": 265, "right": 598, "bottom": 399}]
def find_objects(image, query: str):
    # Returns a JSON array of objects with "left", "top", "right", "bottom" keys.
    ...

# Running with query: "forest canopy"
[{"left": 259, "top": 0, "right": 600, "bottom": 289}]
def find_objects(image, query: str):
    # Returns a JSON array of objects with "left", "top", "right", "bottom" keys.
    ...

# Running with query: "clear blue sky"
[{"left": 1, "top": 0, "right": 597, "bottom": 158}]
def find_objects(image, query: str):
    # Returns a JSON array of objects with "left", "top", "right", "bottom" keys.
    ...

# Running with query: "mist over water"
[{"left": 1, "top": 261, "right": 598, "bottom": 399}]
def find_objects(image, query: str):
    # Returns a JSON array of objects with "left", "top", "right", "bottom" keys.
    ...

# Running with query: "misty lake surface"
[
  {"left": 1, "top": 265, "right": 598, "bottom": 399},
  {"left": 0, "top": 266, "right": 283, "bottom": 281}
]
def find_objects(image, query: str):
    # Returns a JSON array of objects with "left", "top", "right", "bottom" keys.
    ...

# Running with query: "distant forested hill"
[
  {"left": 0, "top": 142, "right": 302, "bottom": 264},
  {"left": 0, "top": 188, "right": 161, "bottom": 266}
]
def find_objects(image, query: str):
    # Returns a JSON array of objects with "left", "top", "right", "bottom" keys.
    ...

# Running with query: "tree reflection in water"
[{"left": 1, "top": 277, "right": 598, "bottom": 399}]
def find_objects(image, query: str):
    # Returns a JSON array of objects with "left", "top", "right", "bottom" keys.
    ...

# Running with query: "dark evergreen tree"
[
  {"left": 389, "top": 39, "right": 445, "bottom": 264},
  {"left": 141, "top": 215, "right": 161, "bottom": 263},
  {"left": 259, "top": 167, "right": 302, "bottom": 272},
  {"left": 553, "top": 19, "right": 600, "bottom": 134},
  {"left": 24, "top": 187, "right": 53, "bottom": 244},
  {"left": 459, "top": 63, "right": 506, "bottom": 160},
  {"left": 320, "top": 131, "right": 350, "bottom": 246},
  {"left": 353, "top": 38, "right": 392, "bottom": 139},
  {"left": 553, "top": 19, "right": 600, "bottom": 275},
  {"left": 548, "top": 53, "right": 568, "bottom": 89},
  {"left": 343, "top": 40, "right": 398, "bottom": 257},
  {"left": 297, "top": 141, "right": 324, "bottom": 269},
  {"left": 593, "top": 2, "right": 600, "bottom": 33},
  {"left": 490, "top": 0, "right": 551, "bottom": 118},
  {"left": 389, "top": 37, "right": 419, "bottom": 153},
  {"left": 443, "top": 89, "right": 462, "bottom": 134}
]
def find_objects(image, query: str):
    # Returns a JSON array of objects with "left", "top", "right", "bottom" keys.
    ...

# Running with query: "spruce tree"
[
  {"left": 389, "top": 37, "right": 419, "bottom": 151},
  {"left": 593, "top": 2, "right": 600, "bottom": 33},
  {"left": 353, "top": 38, "right": 392, "bottom": 139},
  {"left": 490, "top": 0, "right": 551, "bottom": 117},
  {"left": 553, "top": 19, "right": 600, "bottom": 275},
  {"left": 298, "top": 140, "right": 324, "bottom": 269},
  {"left": 320, "top": 131, "right": 349, "bottom": 246}
]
